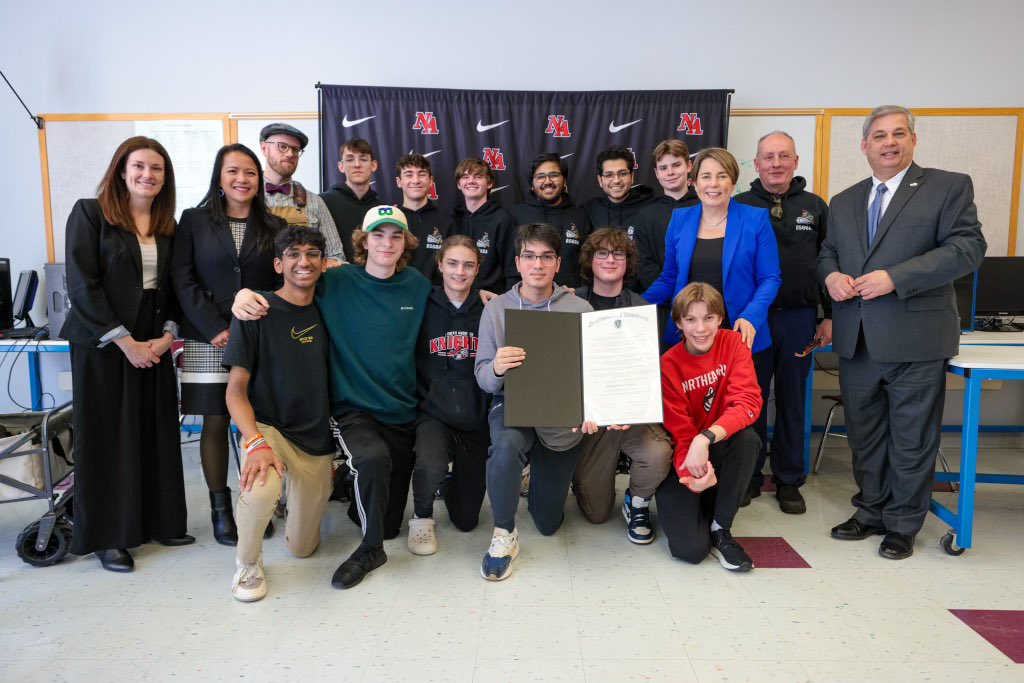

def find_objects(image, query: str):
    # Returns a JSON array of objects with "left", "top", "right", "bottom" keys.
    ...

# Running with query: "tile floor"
[{"left": 1, "top": 434, "right": 1024, "bottom": 682}]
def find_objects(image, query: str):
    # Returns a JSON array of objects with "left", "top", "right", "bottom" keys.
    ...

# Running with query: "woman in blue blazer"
[{"left": 643, "top": 147, "right": 781, "bottom": 354}]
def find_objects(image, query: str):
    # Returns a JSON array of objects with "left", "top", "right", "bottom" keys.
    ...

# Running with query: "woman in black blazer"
[
  {"left": 172, "top": 144, "right": 284, "bottom": 545},
  {"left": 62, "top": 136, "right": 193, "bottom": 572}
]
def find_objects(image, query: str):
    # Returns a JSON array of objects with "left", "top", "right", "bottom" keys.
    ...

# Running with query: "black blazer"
[
  {"left": 171, "top": 207, "right": 281, "bottom": 343},
  {"left": 61, "top": 198, "right": 179, "bottom": 347}
]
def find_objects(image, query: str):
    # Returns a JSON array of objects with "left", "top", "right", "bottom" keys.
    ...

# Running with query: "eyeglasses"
[
  {"left": 519, "top": 253, "right": 558, "bottom": 264},
  {"left": 282, "top": 249, "right": 322, "bottom": 261},
  {"left": 759, "top": 153, "right": 793, "bottom": 164},
  {"left": 771, "top": 196, "right": 783, "bottom": 220},
  {"left": 268, "top": 141, "right": 304, "bottom": 156},
  {"left": 534, "top": 172, "right": 563, "bottom": 183},
  {"left": 600, "top": 170, "right": 632, "bottom": 181},
  {"left": 594, "top": 249, "right": 626, "bottom": 261}
]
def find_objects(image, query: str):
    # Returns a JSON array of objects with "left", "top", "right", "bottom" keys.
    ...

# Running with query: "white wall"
[{"left": 2, "top": 0, "right": 1022, "bottom": 411}]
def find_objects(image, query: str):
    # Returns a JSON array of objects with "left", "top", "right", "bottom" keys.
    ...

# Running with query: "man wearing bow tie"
[
  {"left": 818, "top": 105, "right": 986, "bottom": 560},
  {"left": 260, "top": 123, "right": 346, "bottom": 266}
]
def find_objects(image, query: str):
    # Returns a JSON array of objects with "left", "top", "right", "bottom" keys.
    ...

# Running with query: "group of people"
[{"left": 60, "top": 104, "right": 985, "bottom": 602}]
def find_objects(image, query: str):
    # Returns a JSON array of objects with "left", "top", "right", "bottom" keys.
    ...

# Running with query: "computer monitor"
[
  {"left": 11, "top": 270, "right": 38, "bottom": 327},
  {"left": 954, "top": 270, "right": 977, "bottom": 332},
  {"left": 975, "top": 257, "right": 1024, "bottom": 317}
]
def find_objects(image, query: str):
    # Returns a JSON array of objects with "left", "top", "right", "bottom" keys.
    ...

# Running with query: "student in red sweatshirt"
[{"left": 655, "top": 282, "right": 763, "bottom": 571}]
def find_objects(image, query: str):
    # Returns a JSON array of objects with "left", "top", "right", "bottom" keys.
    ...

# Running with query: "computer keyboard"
[{"left": 0, "top": 326, "right": 48, "bottom": 340}]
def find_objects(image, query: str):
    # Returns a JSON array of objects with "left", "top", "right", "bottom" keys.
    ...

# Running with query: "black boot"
[{"left": 210, "top": 488, "right": 238, "bottom": 546}]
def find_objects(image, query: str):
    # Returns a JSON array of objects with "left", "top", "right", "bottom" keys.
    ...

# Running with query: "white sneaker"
[
  {"left": 481, "top": 527, "right": 519, "bottom": 581},
  {"left": 407, "top": 517, "right": 438, "bottom": 556},
  {"left": 231, "top": 553, "right": 267, "bottom": 602}
]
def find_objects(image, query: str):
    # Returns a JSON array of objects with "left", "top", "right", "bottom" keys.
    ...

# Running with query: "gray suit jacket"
[{"left": 817, "top": 162, "right": 986, "bottom": 362}]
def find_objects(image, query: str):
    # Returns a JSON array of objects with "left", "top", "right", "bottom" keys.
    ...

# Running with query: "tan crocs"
[{"left": 407, "top": 517, "right": 437, "bottom": 556}]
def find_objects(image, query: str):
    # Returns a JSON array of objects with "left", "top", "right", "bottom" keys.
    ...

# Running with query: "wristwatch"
[{"left": 700, "top": 429, "right": 716, "bottom": 444}]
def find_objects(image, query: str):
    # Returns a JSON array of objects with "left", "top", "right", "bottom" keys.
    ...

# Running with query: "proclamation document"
[{"left": 581, "top": 305, "right": 663, "bottom": 426}]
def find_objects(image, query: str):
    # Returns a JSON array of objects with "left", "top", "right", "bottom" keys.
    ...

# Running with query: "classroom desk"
[
  {"left": 930, "top": 344, "right": 1024, "bottom": 554},
  {"left": 0, "top": 340, "right": 70, "bottom": 411},
  {"left": 801, "top": 331, "right": 1024, "bottom": 473}
]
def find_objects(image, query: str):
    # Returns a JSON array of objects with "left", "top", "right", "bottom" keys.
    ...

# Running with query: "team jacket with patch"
[
  {"left": 416, "top": 286, "right": 489, "bottom": 431},
  {"left": 583, "top": 185, "right": 655, "bottom": 238},
  {"left": 734, "top": 177, "right": 831, "bottom": 315},
  {"left": 453, "top": 199, "right": 516, "bottom": 294},
  {"left": 319, "top": 183, "right": 380, "bottom": 264},
  {"left": 660, "top": 329, "right": 763, "bottom": 478},
  {"left": 511, "top": 193, "right": 592, "bottom": 289},
  {"left": 405, "top": 201, "right": 456, "bottom": 285},
  {"left": 633, "top": 189, "right": 700, "bottom": 292}
]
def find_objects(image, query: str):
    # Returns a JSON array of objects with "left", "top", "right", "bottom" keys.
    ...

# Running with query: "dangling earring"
[{"left": 218, "top": 187, "right": 225, "bottom": 198}]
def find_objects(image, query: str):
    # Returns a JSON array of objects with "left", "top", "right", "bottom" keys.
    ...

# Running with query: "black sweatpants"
[
  {"left": 412, "top": 415, "right": 489, "bottom": 531},
  {"left": 655, "top": 427, "right": 760, "bottom": 563},
  {"left": 336, "top": 411, "right": 416, "bottom": 549}
]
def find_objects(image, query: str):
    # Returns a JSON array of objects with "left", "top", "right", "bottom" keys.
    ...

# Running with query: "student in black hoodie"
[
  {"left": 583, "top": 145, "right": 654, "bottom": 240},
  {"left": 734, "top": 131, "right": 831, "bottom": 515},
  {"left": 633, "top": 139, "right": 702, "bottom": 292},
  {"left": 396, "top": 154, "right": 456, "bottom": 284},
  {"left": 452, "top": 157, "right": 516, "bottom": 296},
  {"left": 408, "top": 235, "right": 490, "bottom": 555},
  {"left": 320, "top": 138, "right": 380, "bottom": 263},
  {"left": 511, "top": 153, "right": 592, "bottom": 289}
]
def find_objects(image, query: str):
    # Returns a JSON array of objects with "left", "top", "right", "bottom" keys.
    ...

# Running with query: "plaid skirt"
[{"left": 180, "top": 339, "right": 229, "bottom": 415}]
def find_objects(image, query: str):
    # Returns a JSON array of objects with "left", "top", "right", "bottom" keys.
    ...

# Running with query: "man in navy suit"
[{"left": 818, "top": 105, "right": 986, "bottom": 560}]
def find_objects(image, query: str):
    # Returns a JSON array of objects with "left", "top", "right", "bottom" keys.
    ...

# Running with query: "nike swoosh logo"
[
  {"left": 476, "top": 119, "right": 509, "bottom": 132},
  {"left": 342, "top": 115, "right": 376, "bottom": 128},
  {"left": 424, "top": 150, "right": 443, "bottom": 158},
  {"left": 491, "top": 185, "right": 509, "bottom": 193},
  {"left": 291, "top": 324, "right": 318, "bottom": 339},
  {"left": 560, "top": 153, "right": 574, "bottom": 159},
  {"left": 608, "top": 118, "right": 642, "bottom": 133}
]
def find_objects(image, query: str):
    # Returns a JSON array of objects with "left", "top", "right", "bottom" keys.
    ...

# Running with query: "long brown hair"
[{"left": 96, "top": 136, "right": 176, "bottom": 236}]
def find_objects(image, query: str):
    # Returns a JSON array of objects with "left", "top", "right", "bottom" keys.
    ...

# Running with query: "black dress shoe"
[
  {"left": 830, "top": 517, "right": 886, "bottom": 540},
  {"left": 739, "top": 480, "right": 761, "bottom": 508},
  {"left": 155, "top": 534, "right": 195, "bottom": 547},
  {"left": 776, "top": 484, "right": 806, "bottom": 515},
  {"left": 331, "top": 543, "right": 387, "bottom": 589},
  {"left": 879, "top": 532, "right": 915, "bottom": 560},
  {"left": 96, "top": 548, "right": 134, "bottom": 572}
]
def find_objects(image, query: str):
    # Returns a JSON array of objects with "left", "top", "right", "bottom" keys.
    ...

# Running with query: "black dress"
[{"left": 61, "top": 199, "right": 188, "bottom": 555}]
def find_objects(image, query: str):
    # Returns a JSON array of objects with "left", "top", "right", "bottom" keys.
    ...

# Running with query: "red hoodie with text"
[{"left": 660, "top": 329, "right": 763, "bottom": 478}]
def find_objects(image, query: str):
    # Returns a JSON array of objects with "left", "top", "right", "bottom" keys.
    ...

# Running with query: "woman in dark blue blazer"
[
  {"left": 642, "top": 147, "right": 781, "bottom": 355},
  {"left": 172, "top": 144, "right": 285, "bottom": 545}
]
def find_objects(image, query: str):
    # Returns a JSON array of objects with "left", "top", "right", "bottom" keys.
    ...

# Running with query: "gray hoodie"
[{"left": 474, "top": 283, "right": 593, "bottom": 451}]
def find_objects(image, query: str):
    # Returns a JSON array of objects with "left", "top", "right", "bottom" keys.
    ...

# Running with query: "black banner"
[{"left": 318, "top": 85, "right": 731, "bottom": 214}]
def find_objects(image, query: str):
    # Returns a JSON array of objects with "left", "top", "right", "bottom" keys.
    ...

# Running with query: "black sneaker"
[
  {"left": 709, "top": 529, "right": 753, "bottom": 572},
  {"left": 775, "top": 484, "right": 806, "bottom": 515},
  {"left": 331, "top": 543, "right": 387, "bottom": 589},
  {"left": 739, "top": 480, "right": 761, "bottom": 508}
]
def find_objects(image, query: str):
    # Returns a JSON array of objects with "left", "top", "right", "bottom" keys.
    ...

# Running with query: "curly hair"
[
  {"left": 579, "top": 228, "right": 637, "bottom": 285},
  {"left": 351, "top": 228, "right": 420, "bottom": 273}
]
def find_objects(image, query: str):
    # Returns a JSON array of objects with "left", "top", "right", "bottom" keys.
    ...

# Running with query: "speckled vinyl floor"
[{"left": 1, "top": 434, "right": 1023, "bottom": 682}]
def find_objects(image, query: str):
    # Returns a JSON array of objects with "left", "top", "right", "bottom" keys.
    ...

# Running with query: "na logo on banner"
[
  {"left": 625, "top": 148, "right": 640, "bottom": 170},
  {"left": 545, "top": 114, "right": 571, "bottom": 138},
  {"left": 413, "top": 112, "right": 439, "bottom": 135},
  {"left": 677, "top": 113, "right": 703, "bottom": 135},
  {"left": 427, "top": 180, "right": 438, "bottom": 201},
  {"left": 483, "top": 148, "right": 506, "bottom": 171}
]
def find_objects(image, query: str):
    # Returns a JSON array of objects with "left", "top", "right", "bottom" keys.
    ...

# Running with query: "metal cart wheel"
[
  {"left": 940, "top": 531, "right": 966, "bottom": 556},
  {"left": 16, "top": 519, "right": 72, "bottom": 567}
]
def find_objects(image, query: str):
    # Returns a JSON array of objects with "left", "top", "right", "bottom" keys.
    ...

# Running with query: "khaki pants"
[
  {"left": 236, "top": 423, "right": 333, "bottom": 563},
  {"left": 572, "top": 424, "right": 673, "bottom": 523}
]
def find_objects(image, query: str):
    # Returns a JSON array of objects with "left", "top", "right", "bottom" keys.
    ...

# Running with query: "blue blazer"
[{"left": 642, "top": 198, "right": 782, "bottom": 352}]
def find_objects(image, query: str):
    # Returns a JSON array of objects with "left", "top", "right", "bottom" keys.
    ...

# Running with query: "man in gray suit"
[{"left": 818, "top": 105, "right": 986, "bottom": 560}]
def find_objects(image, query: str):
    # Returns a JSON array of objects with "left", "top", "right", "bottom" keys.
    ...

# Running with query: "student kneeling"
[
  {"left": 223, "top": 227, "right": 335, "bottom": 601},
  {"left": 656, "top": 283, "right": 763, "bottom": 571}
]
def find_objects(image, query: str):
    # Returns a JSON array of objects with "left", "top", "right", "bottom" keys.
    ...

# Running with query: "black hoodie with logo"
[
  {"left": 510, "top": 193, "right": 592, "bottom": 289},
  {"left": 583, "top": 185, "right": 655, "bottom": 239},
  {"left": 452, "top": 199, "right": 516, "bottom": 294},
  {"left": 734, "top": 176, "right": 831, "bottom": 315},
  {"left": 416, "top": 286, "right": 489, "bottom": 432},
  {"left": 404, "top": 200, "right": 456, "bottom": 284},
  {"left": 319, "top": 183, "right": 379, "bottom": 264},
  {"left": 632, "top": 188, "right": 701, "bottom": 292}
]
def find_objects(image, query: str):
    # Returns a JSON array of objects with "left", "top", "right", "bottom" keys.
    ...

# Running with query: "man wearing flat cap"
[{"left": 260, "top": 123, "right": 346, "bottom": 265}]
